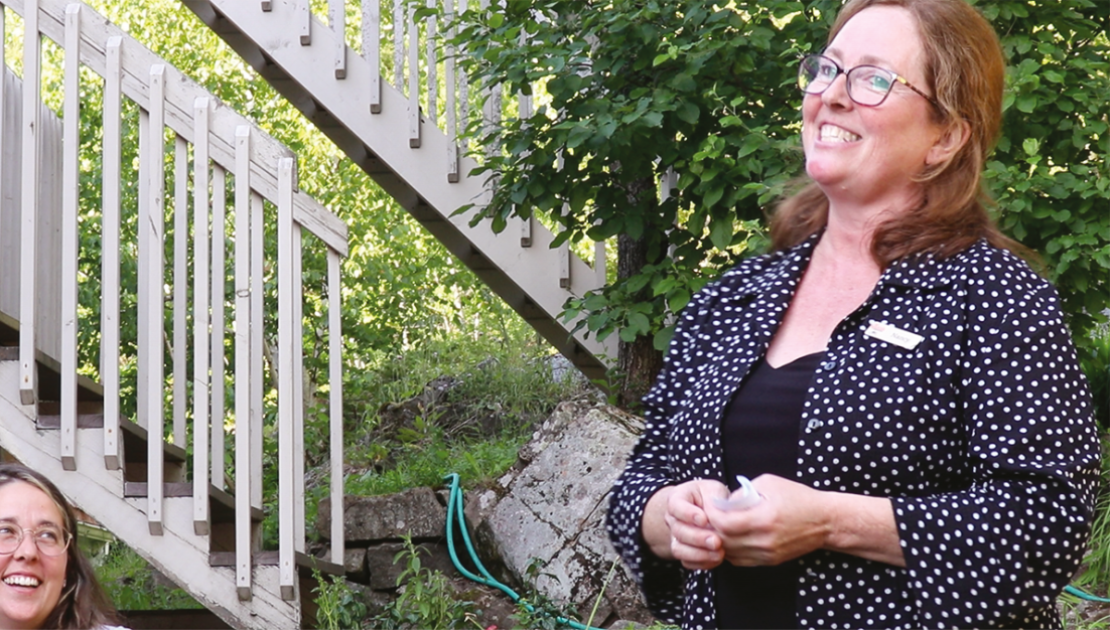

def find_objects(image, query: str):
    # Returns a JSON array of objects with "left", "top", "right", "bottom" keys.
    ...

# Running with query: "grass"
[{"left": 92, "top": 543, "right": 203, "bottom": 611}]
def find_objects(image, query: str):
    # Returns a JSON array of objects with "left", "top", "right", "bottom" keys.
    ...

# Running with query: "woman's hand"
[
  {"left": 642, "top": 480, "right": 730, "bottom": 570},
  {"left": 704, "top": 474, "right": 831, "bottom": 566},
  {"left": 704, "top": 474, "right": 906, "bottom": 568}
]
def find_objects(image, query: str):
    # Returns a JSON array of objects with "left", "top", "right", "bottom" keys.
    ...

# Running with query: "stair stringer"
[
  {"left": 181, "top": 0, "right": 616, "bottom": 382},
  {"left": 0, "top": 362, "right": 299, "bottom": 630}
]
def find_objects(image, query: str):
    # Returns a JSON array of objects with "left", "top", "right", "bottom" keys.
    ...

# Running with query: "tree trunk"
[{"left": 615, "top": 178, "right": 665, "bottom": 408}]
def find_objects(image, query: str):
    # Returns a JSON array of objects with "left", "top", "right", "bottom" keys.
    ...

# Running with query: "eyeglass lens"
[
  {"left": 798, "top": 55, "right": 896, "bottom": 106},
  {"left": 0, "top": 521, "right": 70, "bottom": 556}
]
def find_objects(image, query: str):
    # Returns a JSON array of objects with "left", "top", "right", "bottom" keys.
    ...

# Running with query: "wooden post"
[
  {"left": 328, "top": 248, "right": 344, "bottom": 566},
  {"left": 211, "top": 165, "right": 227, "bottom": 490},
  {"left": 233, "top": 125, "right": 252, "bottom": 601},
  {"left": 363, "top": 0, "right": 381, "bottom": 113},
  {"left": 146, "top": 64, "right": 167, "bottom": 537},
  {"left": 60, "top": 3, "right": 80, "bottom": 471},
  {"left": 277, "top": 157, "right": 295, "bottom": 600},
  {"left": 330, "top": 0, "right": 346, "bottom": 79},
  {"left": 173, "top": 135, "right": 188, "bottom": 448},
  {"left": 193, "top": 97, "right": 211, "bottom": 536},
  {"left": 19, "top": 0, "right": 41, "bottom": 406},
  {"left": 102, "top": 36, "right": 122, "bottom": 470}
]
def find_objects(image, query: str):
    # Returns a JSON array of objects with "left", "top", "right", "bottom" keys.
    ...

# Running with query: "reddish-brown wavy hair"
[{"left": 770, "top": 0, "right": 1029, "bottom": 264}]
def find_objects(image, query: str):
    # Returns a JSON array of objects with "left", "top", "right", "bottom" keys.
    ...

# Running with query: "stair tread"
[
  {"left": 209, "top": 550, "right": 344, "bottom": 576},
  {"left": 123, "top": 482, "right": 265, "bottom": 522}
]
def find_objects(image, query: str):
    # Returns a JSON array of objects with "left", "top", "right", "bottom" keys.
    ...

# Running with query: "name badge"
[{"left": 864, "top": 321, "right": 923, "bottom": 350}]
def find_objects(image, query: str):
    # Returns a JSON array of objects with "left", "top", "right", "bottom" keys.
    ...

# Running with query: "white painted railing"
[
  {"left": 294, "top": 0, "right": 608, "bottom": 297},
  {"left": 1, "top": 0, "right": 347, "bottom": 604}
]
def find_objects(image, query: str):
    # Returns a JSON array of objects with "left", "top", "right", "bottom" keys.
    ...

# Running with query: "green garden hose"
[
  {"left": 444, "top": 473, "right": 1110, "bottom": 620},
  {"left": 443, "top": 473, "right": 605, "bottom": 630},
  {"left": 1064, "top": 585, "right": 1110, "bottom": 603}
]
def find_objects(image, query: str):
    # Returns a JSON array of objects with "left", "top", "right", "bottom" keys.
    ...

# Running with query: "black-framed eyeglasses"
[
  {"left": 0, "top": 520, "right": 72, "bottom": 557},
  {"left": 798, "top": 54, "right": 939, "bottom": 109}
]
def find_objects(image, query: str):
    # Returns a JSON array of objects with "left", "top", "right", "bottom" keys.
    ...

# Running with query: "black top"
[{"left": 714, "top": 351, "right": 824, "bottom": 630}]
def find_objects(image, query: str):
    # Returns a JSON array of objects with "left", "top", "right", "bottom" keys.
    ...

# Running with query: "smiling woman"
[{"left": 0, "top": 465, "right": 122, "bottom": 630}]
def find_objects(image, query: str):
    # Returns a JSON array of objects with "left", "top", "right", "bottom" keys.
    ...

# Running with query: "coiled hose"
[{"left": 443, "top": 473, "right": 606, "bottom": 630}]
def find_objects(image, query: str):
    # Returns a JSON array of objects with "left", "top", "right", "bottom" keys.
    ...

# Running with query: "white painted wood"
[
  {"left": 0, "top": 377, "right": 302, "bottom": 630},
  {"left": 595, "top": 240, "right": 606, "bottom": 287},
  {"left": 425, "top": 0, "right": 436, "bottom": 123},
  {"left": 193, "top": 97, "right": 211, "bottom": 535},
  {"left": 173, "top": 135, "right": 188, "bottom": 448},
  {"left": 443, "top": 0, "right": 457, "bottom": 181},
  {"left": 19, "top": 0, "right": 40, "bottom": 406},
  {"left": 211, "top": 165, "right": 227, "bottom": 490},
  {"left": 292, "top": 222, "right": 305, "bottom": 554},
  {"left": 298, "top": 0, "right": 310, "bottom": 45},
  {"left": 249, "top": 190, "right": 264, "bottom": 511},
  {"left": 59, "top": 2, "right": 80, "bottom": 471},
  {"left": 137, "top": 107, "right": 150, "bottom": 431},
  {"left": 330, "top": 0, "right": 345, "bottom": 79},
  {"left": 277, "top": 157, "right": 295, "bottom": 599},
  {"left": 101, "top": 36, "right": 122, "bottom": 470},
  {"left": 407, "top": 4, "right": 419, "bottom": 148},
  {"left": 520, "top": 215, "right": 532, "bottom": 248},
  {"left": 6, "top": 0, "right": 347, "bottom": 256},
  {"left": 146, "top": 64, "right": 167, "bottom": 537},
  {"left": 363, "top": 0, "right": 381, "bottom": 113},
  {"left": 393, "top": 0, "right": 403, "bottom": 90},
  {"left": 233, "top": 124, "right": 253, "bottom": 601},
  {"left": 328, "top": 248, "right": 343, "bottom": 565},
  {"left": 201, "top": 0, "right": 615, "bottom": 368}
]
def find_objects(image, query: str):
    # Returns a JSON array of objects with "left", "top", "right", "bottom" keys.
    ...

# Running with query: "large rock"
[
  {"left": 467, "top": 400, "right": 653, "bottom": 624},
  {"left": 317, "top": 486, "right": 445, "bottom": 543}
]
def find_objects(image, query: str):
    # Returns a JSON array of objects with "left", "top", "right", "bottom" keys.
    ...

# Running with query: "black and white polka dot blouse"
[{"left": 607, "top": 233, "right": 1099, "bottom": 629}]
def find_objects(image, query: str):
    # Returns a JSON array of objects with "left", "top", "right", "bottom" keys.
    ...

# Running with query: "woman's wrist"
[
  {"left": 820, "top": 491, "right": 906, "bottom": 567},
  {"left": 643, "top": 485, "right": 676, "bottom": 559}
]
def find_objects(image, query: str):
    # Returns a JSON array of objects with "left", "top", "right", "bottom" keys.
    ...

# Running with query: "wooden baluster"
[
  {"left": 293, "top": 220, "right": 305, "bottom": 554},
  {"left": 444, "top": 0, "right": 458, "bottom": 181},
  {"left": 425, "top": 0, "right": 437, "bottom": 124},
  {"left": 233, "top": 125, "right": 253, "bottom": 601},
  {"left": 408, "top": 3, "right": 420, "bottom": 147},
  {"left": 331, "top": 0, "right": 346, "bottom": 79},
  {"left": 328, "top": 247, "right": 344, "bottom": 566},
  {"left": 299, "top": 0, "right": 311, "bottom": 45},
  {"left": 211, "top": 164, "right": 227, "bottom": 490},
  {"left": 146, "top": 64, "right": 167, "bottom": 536},
  {"left": 393, "top": 0, "right": 403, "bottom": 90},
  {"left": 250, "top": 190, "right": 264, "bottom": 512},
  {"left": 102, "top": 36, "right": 122, "bottom": 470},
  {"left": 364, "top": 0, "right": 381, "bottom": 113},
  {"left": 277, "top": 157, "right": 295, "bottom": 600},
  {"left": 60, "top": 3, "right": 80, "bottom": 471},
  {"left": 193, "top": 97, "right": 211, "bottom": 535},
  {"left": 19, "top": 0, "right": 40, "bottom": 406},
  {"left": 173, "top": 135, "right": 188, "bottom": 448}
]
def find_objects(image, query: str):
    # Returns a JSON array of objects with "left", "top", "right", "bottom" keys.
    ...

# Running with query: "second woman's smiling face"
[
  {"left": 802, "top": 5, "right": 945, "bottom": 208},
  {"left": 0, "top": 481, "right": 69, "bottom": 630}
]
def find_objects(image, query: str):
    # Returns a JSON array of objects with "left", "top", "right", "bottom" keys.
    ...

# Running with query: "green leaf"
[
  {"left": 653, "top": 326, "right": 676, "bottom": 352},
  {"left": 710, "top": 215, "right": 734, "bottom": 251},
  {"left": 1016, "top": 94, "right": 1038, "bottom": 114},
  {"left": 1022, "top": 138, "right": 1040, "bottom": 156}
]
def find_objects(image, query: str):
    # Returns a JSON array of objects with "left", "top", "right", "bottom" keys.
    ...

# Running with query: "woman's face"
[
  {"left": 802, "top": 5, "right": 945, "bottom": 206},
  {"left": 0, "top": 481, "right": 69, "bottom": 630}
]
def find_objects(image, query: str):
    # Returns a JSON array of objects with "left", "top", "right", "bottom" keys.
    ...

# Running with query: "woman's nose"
[
  {"left": 13, "top": 532, "right": 39, "bottom": 560},
  {"left": 821, "top": 72, "right": 853, "bottom": 109}
]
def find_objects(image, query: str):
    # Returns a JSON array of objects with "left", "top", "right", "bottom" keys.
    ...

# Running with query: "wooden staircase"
[
  {"left": 0, "top": 1, "right": 347, "bottom": 627},
  {"left": 180, "top": 0, "right": 618, "bottom": 382}
]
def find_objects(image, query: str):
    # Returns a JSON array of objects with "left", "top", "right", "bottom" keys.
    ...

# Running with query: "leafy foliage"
[
  {"left": 370, "top": 536, "right": 478, "bottom": 630},
  {"left": 446, "top": 0, "right": 1108, "bottom": 360},
  {"left": 312, "top": 568, "right": 369, "bottom": 630},
  {"left": 92, "top": 543, "right": 203, "bottom": 611}
]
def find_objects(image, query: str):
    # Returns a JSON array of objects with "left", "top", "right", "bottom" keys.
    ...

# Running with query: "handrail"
[{"left": 1, "top": 0, "right": 348, "bottom": 610}]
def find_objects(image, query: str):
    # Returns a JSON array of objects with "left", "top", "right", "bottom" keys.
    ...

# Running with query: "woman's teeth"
[
  {"left": 3, "top": 575, "right": 40, "bottom": 587},
  {"left": 820, "top": 125, "right": 861, "bottom": 142}
]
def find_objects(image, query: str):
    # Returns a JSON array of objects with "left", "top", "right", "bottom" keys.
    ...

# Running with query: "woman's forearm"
[{"left": 821, "top": 492, "right": 906, "bottom": 567}]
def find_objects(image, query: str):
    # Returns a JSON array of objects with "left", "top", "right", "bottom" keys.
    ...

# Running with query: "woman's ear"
[{"left": 926, "top": 118, "right": 971, "bottom": 166}]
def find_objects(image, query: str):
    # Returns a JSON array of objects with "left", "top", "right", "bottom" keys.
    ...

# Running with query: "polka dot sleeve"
[{"left": 890, "top": 256, "right": 1099, "bottom": 629}]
